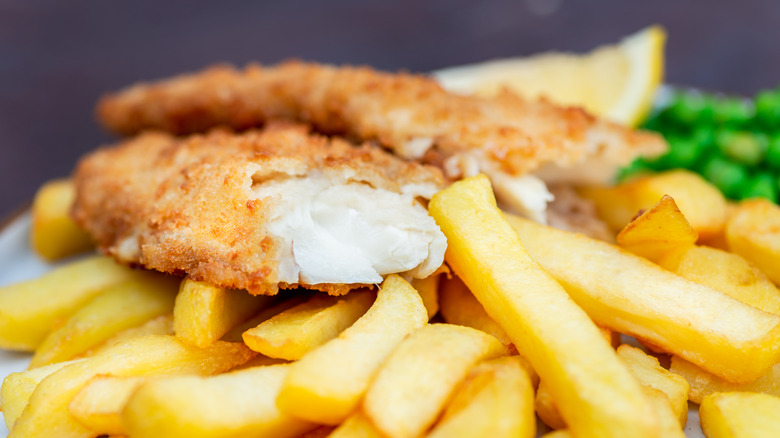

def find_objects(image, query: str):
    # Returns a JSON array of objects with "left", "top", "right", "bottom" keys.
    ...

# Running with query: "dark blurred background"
[{"left": 2, "top": 0, "right": 779, "bottom": 221}]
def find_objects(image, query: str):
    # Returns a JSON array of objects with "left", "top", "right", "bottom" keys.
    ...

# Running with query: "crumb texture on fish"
[
  {"left": 72, "top": 123, "right": 446, "bottom": 295},
  {"left": 97, "top": 61, "right": 666, "bottom": 179}
]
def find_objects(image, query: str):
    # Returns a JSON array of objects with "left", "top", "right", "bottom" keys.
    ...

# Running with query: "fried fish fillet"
[
  {"left": 72, "top": 123, "right": 447, "bottom": 295},
  {"left": 97, "top": 61, "right": 666, "bottom": 221}
]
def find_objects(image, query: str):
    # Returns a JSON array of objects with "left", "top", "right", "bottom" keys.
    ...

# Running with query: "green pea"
[
  {"left": 714, "top": 98, "right": 753, "bottom": 126},
  {"left": 755, "top": 90, "right": 780, "bottom": 128},
  {"left": 702, "top": 156, "right": 749, "bottom": 199},
  {"left": 667, "top": 92, "right": 707, "bottom": 125},
  {"left": 665, "top": 137, "right": 702, "bottom": 168},
  {"left": 766, "top": 135, "right": 780, "bottom": 169},
  {"left": 716, "top": 131, "right": 766, "bottom": 166},
  {"left": 740, "top": 172, "right": 778, "bottom": 202},
  {"left": 692, "top": 127, "right": 716, "bottom": 149}
]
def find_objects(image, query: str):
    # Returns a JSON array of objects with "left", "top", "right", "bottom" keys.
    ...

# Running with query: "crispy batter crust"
[
  {"left": 97, "top": 61, "right": 666, "bottom": 176},
  {"left": 72, "top": 123, "right": 444, "bottom": 295}
]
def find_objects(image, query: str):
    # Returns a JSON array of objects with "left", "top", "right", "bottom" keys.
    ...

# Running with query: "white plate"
[{"left": 0, "top": 213, "right": 705, "bottom": 437}]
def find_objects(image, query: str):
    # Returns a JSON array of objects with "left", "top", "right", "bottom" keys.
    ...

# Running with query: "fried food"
[
  {"left": 97, "top": 61, "right": 665, "bottom": 222},
  {"left": 72, "top": 123, "right": 446, "bottom": 295}
]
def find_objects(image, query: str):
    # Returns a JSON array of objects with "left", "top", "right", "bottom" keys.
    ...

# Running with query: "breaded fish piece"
[
  {"left": 98, "top": 61, "right": 664, "bottom": 173},
  {"left": 72, "top": 123, "right": 447, "bottom": 295},
  {"left": 97, "top": 61, "right": 666, "bottom": 221}
]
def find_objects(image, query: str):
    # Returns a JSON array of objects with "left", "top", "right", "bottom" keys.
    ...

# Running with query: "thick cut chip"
[
  {"left": 535, "top": 380, "right": 567, "bottom": 430},
  {"left": 0, "top": 256, "right": 142, "bottom": 350},
  {"left": 536, "top": 346, "right": 688, "bottom": 435},
  {"left": 438, "top": 275, "right": 512, "bottom": 346},
  {"left": 242, "top": 290, "right": 374, "bottom": 360},
  {"left": 174, "top": 278, "right": 274, "bottom": 347},
  {"left": 581, "top": 170, "right": 727, "bottom": 239},
  {"left": 328, "top": 412, "right": 384, "bottom": 438},
  {"left": 72, "top": 125, "right": 447, "bottom": 296},
  {"left": 123, "top": 364, "right": 315, "bottom": 438},
  {"left": 429, "top": 175, "right": 658, "bottom": 438},
  {"left": 0, "top": 360, "right": 82, "bottom": 430},
  {"left": 87, "top": 314, "right": 174, "bottom": 356},
  {"left": 616, "top": 195, "right": 698, "bottom": 262},
  {"left": 699, "top": 392, "right": 780, "bottom": 438},
  {"left": 533, "top": 326, "right": 626, "bottom": 430},
  {"left": 411, "top": 274, "right": 439, "bottom": 320},
  {"left": 30, "top": 179, "right": 93, "bottom": 260},
  {"left": 506, "top": 213, "right": 780, "bottom": 383},
  {"left": 8, "top": 335, "right": 254, "bottom": 438},
  {"left": 30, "top": 272, "right": 179, "bottom": 368},
  {"left": 220, "top": 296, "right": 308, "bottom": 343},
  {"left": 277, "top": 275, "right": 427, "bottom": 425},
  {"left": 639, "top": 386, "right": 686, "bottom": 438},
  {"left": 68, "top": 375, "right": 147, "bottom": 435},
  {"left": 299, "top": 426, "right": 336, "bottom": 437},
  {"left": 363, "top": 324, "right": 507, "bottom": 438},
  {"left": 726, "top": 199, "right": 780, "bottom": 285},
  {"left": 670, "top": 356, "right": 780, "bottom": 404},
  {"left": 617, "top": 345, "right": 689, "bottom": 425},
  {"left": 657, "top": 245, "right": 780, "bottom": 316},
  {"left": 427, "top": 356, "right": 535, "bottom": 438}
]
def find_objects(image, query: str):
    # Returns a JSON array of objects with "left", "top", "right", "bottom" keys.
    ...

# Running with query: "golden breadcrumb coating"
[
  {"left": 97, "top": 61, "right": 666, "bottom": 177},
  {"left": 72, "top": 123, "right": 445, "bottom": 295}
]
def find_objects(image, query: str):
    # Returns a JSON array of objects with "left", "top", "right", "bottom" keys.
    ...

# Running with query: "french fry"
[
  {"left": 122, "top": 364, "right": 316, "bottom": 438},
  {"left": 300, "top": 426, "right": 337, "bottom": 437},
  {"left": 363, "top": 323, "right": 508, "bottom": 438},
  {"left": 580, "top": 169, "right": 728, "bottom": 239},
  {"left": 726, "top": 198, "right": 780, "bottom": 285},
  {"left": 670, "top": 356, "right": 780, "bottom": 404},
  {"left": 616, "top": 195, "right": 698, "bottom": 262},
  {"left": 0, "top": 359, "right": 82, "bottom": 430},
  {"left": 30, "top": 179, "right": 93, "bottom": 261},
  {"left": 639, "top": 386, "right": 686, "bottom": 438},
  {"left": 87, "top": 314, "right": 174, "bottom": 356},
  {"left": 228, "top": 354, "right": 288, "bottom": 372},
  {"left": 0, "top": 256, "right": 141, "bottom": 351},
  {"left": 617, "top": 345, "right": 689, "bottom": 426},
  {"left": 617, "top": 196, "right": 780, "bottom": 316},
  {"left": 535, "top": 380, "right": 566, "bottom": 430},
  {"left": 540, "top": 431, "right": 571, "bottom": 438},
  {"left": 328, "top": 412, "right": 384, "bottom": 438},
  {"left": 9, "top": 335, "right": 254, "bottom": 438},
  {"left": 276, "top": 275, "right": 427, "bottom": 425},
  {"left": 426, "top": 356, "right": 535, "bottom": 438},
  {"left": 242, "top": 291, "right": 374, "bottom": 360},
  {"left": 657, "top": 245, "right": 780, "bottom": 316},
  {"left": 438, "top": 275, "right": 512, "bottom": 346},
  {"left": 68, "top": 375, "right": 147, "bottom": 435},
  {"left": 411, "top": 274, "right": 440, "bottom": 320},
  {"left": 506, "top": 213, "right": 780, "bottom": 383},
  {"left": 29, "top": 272, "right": 179, "bottom": 368},
  {"left": 429, "top": 175, "right": 658, "bottom": 438},
  {"left": 534, "top": 326, "right": 624, "bottom": 430},
  {"left": 536, "top": 346, "right": 688, "bottom": 436},
  {"left": 174, "top": 278, "right": 274, "bottom": 348},
  {"left": 696, "top": 201, "right": 737, "bottom": 251},
  {"left": 699, "top": 392, "right": 780, "bottom": 438},
  {"left": 220, "top": 295, "right": 309, "bottom": 343}
]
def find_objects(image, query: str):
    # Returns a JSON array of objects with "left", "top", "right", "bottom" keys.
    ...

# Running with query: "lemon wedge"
[{"left": 434, "top": 25, "right": 666, "bottom": 127}]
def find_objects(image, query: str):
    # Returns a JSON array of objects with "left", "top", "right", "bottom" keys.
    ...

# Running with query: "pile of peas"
[{"left": 622, "top": 86, "right": 780, "bottom": 203}]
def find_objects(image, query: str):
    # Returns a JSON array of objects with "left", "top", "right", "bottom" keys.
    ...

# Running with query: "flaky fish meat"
[
  {"left": 72, "top": 123, "right": 447, "bottom": 295},
  {"left": 97, "top": 61, "right": 666, "bottom": 222}
]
